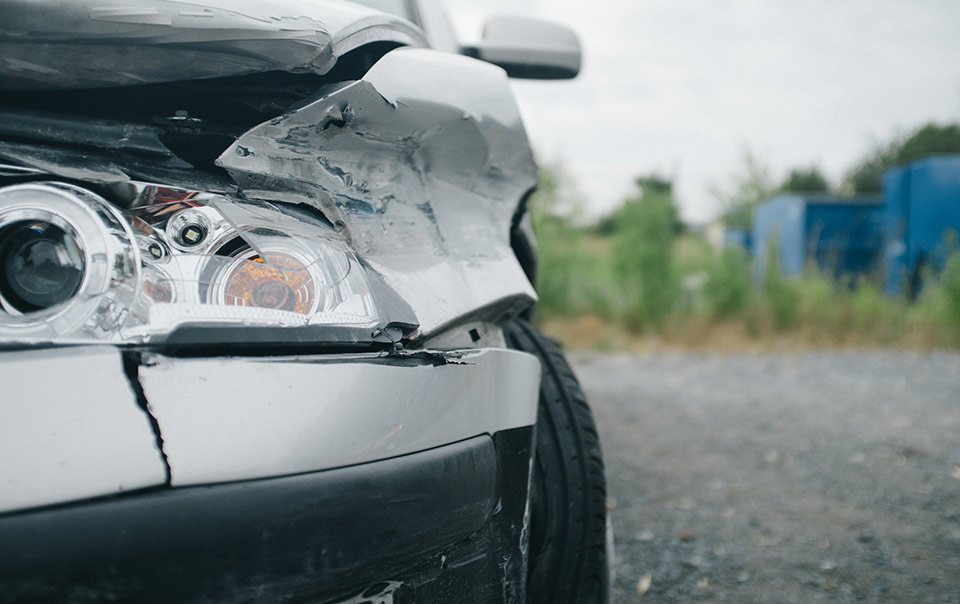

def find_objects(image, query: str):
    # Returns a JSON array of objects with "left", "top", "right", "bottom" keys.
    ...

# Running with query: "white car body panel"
[
  {"left": 140, "top": 348, "right": 540, "bottom": 485},
  {"left": 0, "top": 347, "right": 167, "bottom": 512}
]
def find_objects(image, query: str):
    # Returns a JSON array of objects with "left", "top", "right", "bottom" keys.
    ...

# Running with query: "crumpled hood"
[{"left": 0, "top": 0, "right": 427, "bottom": 90}]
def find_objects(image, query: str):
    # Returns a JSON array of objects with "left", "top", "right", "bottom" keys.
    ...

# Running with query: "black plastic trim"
[{"left": 0, "top": 436, "right": 498, "bottom": 604}]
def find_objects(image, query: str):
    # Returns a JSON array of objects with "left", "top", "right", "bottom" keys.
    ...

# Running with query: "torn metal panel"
[
  {"left": 0, "top": 139, "right": 235, "bottom": 193},
  {"left": 423, "top": 321, "right": 507, "bottom": 349},
  {"left": 0, "top": 0, "right": 427, "bottom": 90},
  {"left": 137, "top": 347, "right": 540, "bottom": 486},
  {"left": 219, "top": 48, "right": 539, "bottom": 335},
  {"left": 0, "top": 123, "right": 236, "bottom": 193},
  {"left": 0, "top": 346, "right": 168, "bottom": 513},
  {"left": 0, "top": 107, "right": 203, "bottom": 185},
  {"left": 0, "top": 108, "right": 179, "bottom": 158}
]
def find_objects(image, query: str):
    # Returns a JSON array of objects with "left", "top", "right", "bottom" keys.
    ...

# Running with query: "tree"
[
  {"left": 710, "top": 148, "right": 777, "bottom": 230},
  {"left": 897, "top": 123, "right": 960, "bottom": 164},
  {"left": 780, "top": 166, "right": 829, "bottom": 193},
  {"left": 594, "top": 173, "right": 683, "bottom": 235},
  {"left": 846, "top": 122, "right": 960, "bottom": 193}
]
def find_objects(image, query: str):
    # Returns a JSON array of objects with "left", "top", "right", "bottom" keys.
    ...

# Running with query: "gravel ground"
[{"left": 570, "top": 350, "right": 960, "bottom": 604}]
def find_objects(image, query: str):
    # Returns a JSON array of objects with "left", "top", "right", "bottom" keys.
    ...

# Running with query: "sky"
[{"left": 444, "top": 0, "right": 960, "bottom": 224}]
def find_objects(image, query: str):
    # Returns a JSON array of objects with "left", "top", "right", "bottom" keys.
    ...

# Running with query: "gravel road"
[{"left": 570, "top": 350, "right": 960, "bottom": 604}]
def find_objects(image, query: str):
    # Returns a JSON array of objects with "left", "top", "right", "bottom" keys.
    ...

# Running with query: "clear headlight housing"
[{"left": 0, "top": 182, "right": 413, "bottom": 347}]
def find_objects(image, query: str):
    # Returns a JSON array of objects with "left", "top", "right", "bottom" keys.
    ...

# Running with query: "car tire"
[{"left": 504, "top": 319, "right": 611, "bottom": 604}]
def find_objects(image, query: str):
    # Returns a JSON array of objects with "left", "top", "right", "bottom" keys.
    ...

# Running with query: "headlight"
[
  {"left": 0, "top": 183, "right": 138, "bottom": 341},
  {"left": 0, "top": 182, "right": 413, "bottom": 347}
]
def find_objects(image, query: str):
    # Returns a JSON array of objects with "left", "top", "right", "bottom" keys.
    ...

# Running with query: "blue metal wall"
[
  {"left": 883, "top": 155, "right": 960, "bottom": 295},
  {"left": 912, "top": 157, "right": 960, "bottom": 264},
  {"left": 752, "top": 194, "right": 884, "bottom": 280},
  {"left": 805, "top": 201, "right": 885, "bottom": 278},
  {"left": 883, "top": 166, "right": 910, "bottom": 294},
  {"left": 753, "top": 195, "right": 805, "bottom": 279}
]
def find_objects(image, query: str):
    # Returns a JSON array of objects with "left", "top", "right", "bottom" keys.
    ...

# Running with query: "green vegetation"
[
  {"left": 529, "top": 162, "right": 960, "bottom": 351},
  {"left": 846, "top": 123, "right": 960, "bottom": 193},
  {"left": 713, "top": 122, "right": 960, "bottom": 232},
  {"left": 780, "top": 166, "right": 829, "bottom": 194},
  {"left": 612, "top": 176, "right": 680, "bottom": 328}
]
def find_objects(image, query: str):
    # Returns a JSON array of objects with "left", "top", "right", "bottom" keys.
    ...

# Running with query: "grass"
[{"left": 532, "top": 229, "right": 960, "bottom": 352}]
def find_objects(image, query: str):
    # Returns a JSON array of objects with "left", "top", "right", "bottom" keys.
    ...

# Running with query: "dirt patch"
[{"left": 541, "top": 314, "right": 956, "bottom": 354}]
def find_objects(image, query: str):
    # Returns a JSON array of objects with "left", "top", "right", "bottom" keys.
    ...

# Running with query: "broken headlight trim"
[{"left": 0, "top": 182, "right": 387, "bottom": 346}]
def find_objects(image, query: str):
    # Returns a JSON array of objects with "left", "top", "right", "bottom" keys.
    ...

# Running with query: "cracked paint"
[
  {"left": 0, "top": 347, "right": 167, "bottom": 513},
  {"left": 122, "top": 352, "right": 172, "bottom": 485}
]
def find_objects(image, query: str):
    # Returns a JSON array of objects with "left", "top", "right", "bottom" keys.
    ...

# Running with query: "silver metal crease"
[{"left": 218, "top": 48, "right": 539, "bottom": 335}]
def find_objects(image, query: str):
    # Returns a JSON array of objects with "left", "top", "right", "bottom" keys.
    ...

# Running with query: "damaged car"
[{"left": 0, "top": 0, "right": 610, "bottom": 602}]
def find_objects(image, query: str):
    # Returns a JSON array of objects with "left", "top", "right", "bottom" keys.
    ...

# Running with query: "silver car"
[{"left": 0, "top": 1, "right": 610, "bottom": 602}]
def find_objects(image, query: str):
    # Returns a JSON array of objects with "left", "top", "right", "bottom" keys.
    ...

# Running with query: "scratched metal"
[{"left": 219, "top": 48, "right": 539, "bottom": 335}]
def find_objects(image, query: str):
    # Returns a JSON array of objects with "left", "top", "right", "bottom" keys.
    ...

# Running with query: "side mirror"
[{"left": 461, "top": 15, "right": 581, "bottom": 80}]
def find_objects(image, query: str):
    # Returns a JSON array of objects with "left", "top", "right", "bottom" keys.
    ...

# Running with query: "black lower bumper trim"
[{"left": 0, "top": 436, "right": 497, "bottom": 604}]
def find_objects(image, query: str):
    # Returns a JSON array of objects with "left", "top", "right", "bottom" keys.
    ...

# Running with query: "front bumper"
[
  {"left": 0, "top": 345, "right": 541, "bottom": 603},
  {"left": 0, "top": 431, "right": 535, "bottom": 604}
]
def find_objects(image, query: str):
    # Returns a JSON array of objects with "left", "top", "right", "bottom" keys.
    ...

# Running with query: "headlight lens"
[
  {"left": 0, "top": 220, "right": 84, "bottom": 312},
  {"left": 213, "top": 251, "right": 319, "bottom": 314},
  {"left": 0, "top": 182, "right": 398, "bottom": 346}
]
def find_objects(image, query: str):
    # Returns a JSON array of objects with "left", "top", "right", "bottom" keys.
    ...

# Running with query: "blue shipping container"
[
  {"left": 753, "top": 194, "right": 884, "bottom": 280},
  {"left": 883, "top": 155, "right": 960, "bottom": 295}
]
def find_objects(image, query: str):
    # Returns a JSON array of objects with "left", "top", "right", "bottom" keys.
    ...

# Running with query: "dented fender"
[{"left": 219, "top": 48, "right": 539, "bottom": 336}]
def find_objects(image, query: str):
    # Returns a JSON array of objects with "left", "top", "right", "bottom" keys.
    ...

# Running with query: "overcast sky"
[{"left": 445, "top": 0, "right": 960, "bottom": 224}]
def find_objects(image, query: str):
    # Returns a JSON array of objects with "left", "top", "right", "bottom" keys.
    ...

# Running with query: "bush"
[
  {"left": 916, "top": 250, "right": 960, "bottom": 331},
  {"left": 611, "top": 182, "right": 679, "bottom": 328},
  {"left": 761, "top": 243, "right": 800, "bottom": 330},
  {"left": 533, "top": 213, "right": 584, "bottom": 317},
  {"left": 704, "top": 246, "right": 752, "bottom": 317},
  {"left": 940, "top": 252, "right": 960, "bottom": 328}
]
